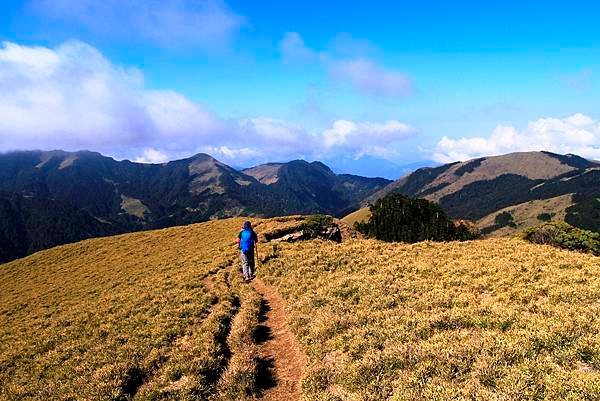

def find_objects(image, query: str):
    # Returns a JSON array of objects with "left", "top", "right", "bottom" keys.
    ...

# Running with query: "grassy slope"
[
  {"left": 2, "top": 217, "right": 600, "bottom": 400},
  {"left": 477, "top": 194, "right": 575, "bottom": 237},
  {"left": 0, "top": 217, "right": 279, "bottom": 400},
  {"left": 261, "top": 238, "right": 600, "bottom": 400},
  {"left": 340, "top": 207, "right": 372, "bottom": 227}
]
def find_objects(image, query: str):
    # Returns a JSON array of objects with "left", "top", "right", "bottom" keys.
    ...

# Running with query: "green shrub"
[
  {"left": 522, "top": 221, "right": 600, "bottom": 256},
  {"left": 536, "top": 212, "right": 555, "bottom": 222},
  {"left": 495, "top": 211, "right": 517, "bottom": 228},
  {"left": 302, "top": 215, "right": 335, "bottom": 238},
  {"left": 355, "top": 194, "right": 479, "bottom": 243},
  {"left": 453, "top": 220, "right": 481, "bottom": 241}
]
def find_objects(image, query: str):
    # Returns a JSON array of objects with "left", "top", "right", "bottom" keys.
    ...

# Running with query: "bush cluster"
[
  {"left": 355, "top": 194, "right": 479, "bottom": 243},
  {"left": 522, "top": 221, "right": 600, "bottom": 256},
  {"left": 302, "top": 215, "right": 335, "bottom": 237},
  {"left": 495, "top": 211, "right": 517, "bottom": 228}
]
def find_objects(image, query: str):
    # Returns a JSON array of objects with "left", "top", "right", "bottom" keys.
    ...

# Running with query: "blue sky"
[{"left": 0, "top": 0, "right": 599, "bottom": 177}]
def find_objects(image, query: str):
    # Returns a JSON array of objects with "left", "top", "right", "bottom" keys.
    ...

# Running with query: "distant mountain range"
[
  {"left": 2, "top": 149, "right": 599, "bottom": 263},
  {"left": 0, "top": 150, "right": 390, "bottom": 262},
  {"left": 319, "top": 155, "right": 436, "bottom": 179},
  {"left": 363, "top": 151, "right": 600, "bottom": 235}
]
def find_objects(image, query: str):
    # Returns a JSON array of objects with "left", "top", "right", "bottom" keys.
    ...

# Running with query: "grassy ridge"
[
  {"left": 261, "top": 238, "right": 600, "bottom": 400},
  {"left": 3, "top": 216, "right": 600, "bottom": 400},
  {"left": 0, "top": 218, "right": 265, "bottom": 400}
]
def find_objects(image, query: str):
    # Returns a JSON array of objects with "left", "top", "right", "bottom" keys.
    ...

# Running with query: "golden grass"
[
  {"left": 0, "top": 218, "right": 267, "bottom": 400},
  {"left": 2, "top": 216, "right": 600, "bottom": 400},
  {"left": 260, "top": 237, "right": 600, "bottom": 400},
  {"left": 477, "top": 194, "right": 574, "bottom": 237},
  {"left": 341, "top": 207, "right": 372, "bottom": 227}
]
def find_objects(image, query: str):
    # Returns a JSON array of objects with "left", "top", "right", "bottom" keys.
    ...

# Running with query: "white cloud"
[
  {"left": 0, "top": 40, "right": 242, "bottom": 158},
  {"left": 135, "top": 148, "right": 169, "bottom": 164},
  {"left": 0, "top": 40, "right": 417, "bottom": 167},
  {"left": 433, "top": 113, "right": 600, "bottom": 163},
  {"left": 0, "top": 40, "right": 155, "bottom": 151},
  {"left": 322, "top": 119, "right": 416, "bottom": 152},
  {"left": 200, "top": 146, "right": 262, "bottom": 162},
  {"left": 31, "top": 0, "right": 246, "bottom": 51},
  {"left": 238, "top": 117, "right": 315, "bottom": 150}
]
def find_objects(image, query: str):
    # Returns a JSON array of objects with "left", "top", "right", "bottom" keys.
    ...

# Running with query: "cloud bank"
[
  {"left": 433, "top": 113, "right": 600, "bottom": 163},
  {"left": 0, "top": 40, "right": 416, "bottom": 166}
]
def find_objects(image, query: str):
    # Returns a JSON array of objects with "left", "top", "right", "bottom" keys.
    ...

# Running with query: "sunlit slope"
[
  {"left": 3, "top": 216, "right": 600, "bottom": 400},
  {"left": 261, "top": 238, "right": 600, "bottom": 400},
  {"left": 340, "top": 206, "right": 371, "bottom": 227},
  {"left": 0, "top": 217, "right": 270, "bottom": 400},
  {"left": 477, "top": 194, "right": 575, "bottom": 236}
]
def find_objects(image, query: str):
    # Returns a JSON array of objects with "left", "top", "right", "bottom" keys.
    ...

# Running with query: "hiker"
[{"left": 237, "top": 221, "right": 258, "bottom": 281}]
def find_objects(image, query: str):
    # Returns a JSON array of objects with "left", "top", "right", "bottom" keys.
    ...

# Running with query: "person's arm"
[
  {"left": 252, "top": 231, "right": 258, "bottom": 242},
  {"left": 236, "top": 231, "right": 241, "bottom": 246}
]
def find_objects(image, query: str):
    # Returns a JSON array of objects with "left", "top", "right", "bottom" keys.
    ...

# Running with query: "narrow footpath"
[{"left": 251, "top": 278, "right": 306, "bottom": 401}]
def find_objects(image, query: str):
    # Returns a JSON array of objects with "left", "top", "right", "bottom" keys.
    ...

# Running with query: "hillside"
[
  {"left": 340, "top": 206, "right": 372, "bottom": 227},
  {"left": 261, "top": 236, "right": 600, "bottom": 400},
  {"left": 0, "top": 192, "right": 117, "bottom": 263},
  {"left": 243, "top": 160, "right": 391, "bottom": 216},
  {"left": 366, "top": 151, "right": 600, "bottom": 234},
  {"left": 477, "top": 194, "right": 575, "bottom": 236},
  {"left": 0, "top": 151, "right": 388, "bottom": 262},
  {"left": 1, "top": 218, "right": 599, "bottom": 400}
]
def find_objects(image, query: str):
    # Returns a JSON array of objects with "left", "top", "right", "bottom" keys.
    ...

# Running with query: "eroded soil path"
[
  {"left": 202, "top": 262, "right": 306, "bottom": 400},
  {"left": 251, "top": 277, "right": 306, "bottom": 401}
]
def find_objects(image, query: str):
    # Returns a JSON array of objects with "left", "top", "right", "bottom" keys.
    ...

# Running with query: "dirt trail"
[
  {"left": 202, "top": 260, "right": 306, "bottom": 400},
  {"left": 252, "top": 277, "right": 306, "bottom": 401}
]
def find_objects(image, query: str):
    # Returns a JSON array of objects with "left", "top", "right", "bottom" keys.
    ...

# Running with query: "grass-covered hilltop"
[{"left": 1, "top": 216, "right": 599, "bottom": 400}]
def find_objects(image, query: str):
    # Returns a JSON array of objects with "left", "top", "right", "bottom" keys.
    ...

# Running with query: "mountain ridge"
[
  {"left": 0, "top": 149, "right": 390, "bottom": 262},
  {"left": 363, "top": 151, "right": 600, "bottom": 234}
]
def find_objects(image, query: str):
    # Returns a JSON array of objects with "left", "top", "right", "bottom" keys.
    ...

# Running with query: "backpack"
[{"left": 239, "top": 229, "right": 255, "bottom": 253}]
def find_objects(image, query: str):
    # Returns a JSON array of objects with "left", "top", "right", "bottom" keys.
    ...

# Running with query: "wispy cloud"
[
  {"left": 0, "top": 40, "right": 417, "bottom": 166},
  {"left": 328, "top": 58, "right": 412, "bottom": 98},
  {"left": 279, "top": 32, "right": 413, "bottom": 99},
  {"left": 279, "top": 32, "right": 319, "bottom": 63},
  {"left": 563, "top": 68, "right": 593, "bottom": 92},
  {"left": 433, "top": 113, "right": 600, "bottom": 163},
  {"left": 30, "top": 0, "right": 246, "bottom": 51}
]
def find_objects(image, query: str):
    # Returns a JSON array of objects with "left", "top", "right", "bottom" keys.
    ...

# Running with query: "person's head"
[{"left": 243, "top": 221, "right": 252, "bottom": 230}]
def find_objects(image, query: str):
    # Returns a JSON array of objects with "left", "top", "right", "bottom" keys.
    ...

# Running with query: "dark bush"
[
  {"left": 453, "top": 220, "right": 481, "bottom": 241},
  {"left": 302, "top": 215, "right": 336, "bottom": 238},
  {"left": 523, "top": 221, "right": 600, "bottom": 256},
  {"left": 495, "top": 211, "right": 517, "bottom": 228},
  {"left": 536, "top": 212, "right": 555, "bottom": 222},
  {"left": 355, "top": 194, "right": 479, "bottom": 243}
]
